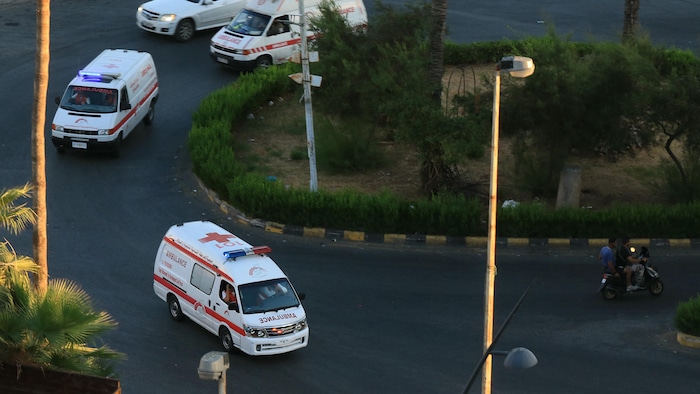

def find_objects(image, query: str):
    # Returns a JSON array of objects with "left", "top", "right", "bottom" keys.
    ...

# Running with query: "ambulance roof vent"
[
  {"left": 78, "top": 70, "right": 121, "bottom": 82},
  {"left": 223, "top": 245, "right": 272, "bottom": 260}
]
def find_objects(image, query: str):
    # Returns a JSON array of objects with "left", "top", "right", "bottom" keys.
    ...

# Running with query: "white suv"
[{"left": 136, "top": 0, "right": 245, "bottom": 42}]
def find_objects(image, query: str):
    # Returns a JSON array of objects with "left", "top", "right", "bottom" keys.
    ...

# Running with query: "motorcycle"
[{"left": 598, "top": 246, "right": 664, "bottom": 300}]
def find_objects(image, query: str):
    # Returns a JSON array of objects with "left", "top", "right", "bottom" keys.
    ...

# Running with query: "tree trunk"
[
  {"left": 428, "top": 0, "right": 448, "bottom": 102},
  {"left": 32, "top": 0, "right": 50, "bottom": 294},
  {"left": 421, "top": 0, "right": 450, "bottom": 194},
  {"left": 622, "top": 0, "right": 641, "bottom": 42}
]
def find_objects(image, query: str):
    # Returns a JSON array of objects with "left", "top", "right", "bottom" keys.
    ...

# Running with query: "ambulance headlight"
[
  {"left": 294, "top": 319, "right": 307, "bottom": 332},
  {"left": 97, "top": 129, "right": 110, "bottom": 135},
  {"left": 54, "top": 125, "right": 64, "bottom": 132},
  {"left": 244, "top": 325, "right": 268, "bottom": 338},
  {"left": 160, "top": 14, "right": 176, "bottom": 22}
]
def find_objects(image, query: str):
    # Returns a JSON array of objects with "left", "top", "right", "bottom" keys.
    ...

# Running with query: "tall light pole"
[{"left": 482, "top": 55, "right": 535, "bottom": 394}]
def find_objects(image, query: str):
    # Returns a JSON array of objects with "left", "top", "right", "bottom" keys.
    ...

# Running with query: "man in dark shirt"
[{"left": 617, "top": 237, "right": 646, "bottom": 291}]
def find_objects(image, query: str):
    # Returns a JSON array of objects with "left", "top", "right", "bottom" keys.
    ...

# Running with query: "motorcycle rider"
[
  {"left": 599, "top": 237, "right": 619, "bottom": 277},
  {"left": 617, "top": 237, "right": 646, "bottom": 291}
]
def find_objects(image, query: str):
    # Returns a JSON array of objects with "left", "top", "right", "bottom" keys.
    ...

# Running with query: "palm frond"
[{"left": 0, "top": 184, "right": 37, "bottom": 236}]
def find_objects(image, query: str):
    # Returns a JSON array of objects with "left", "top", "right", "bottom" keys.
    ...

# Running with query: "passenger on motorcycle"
[
  {"left": 617, "top": 237, "right": 646, "bottom": 291},
  {"left": 599, "top": 237, "right": 619, "bottom": 277}
]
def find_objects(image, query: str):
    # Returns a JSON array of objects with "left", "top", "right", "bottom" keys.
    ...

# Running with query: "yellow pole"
[{"left": 482, "top": 66, "right": 501, "bottom": 394}]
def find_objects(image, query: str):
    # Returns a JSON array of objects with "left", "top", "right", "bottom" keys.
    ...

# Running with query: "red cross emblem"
[
  {"left": 199, "top": 232, "right": 235, "bottom": 243},
  {"left": 103, "top": 63, "right": 119, "bottom": 69}
]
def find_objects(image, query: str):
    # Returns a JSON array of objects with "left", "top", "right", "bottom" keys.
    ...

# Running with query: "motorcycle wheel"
[
  {"left": 648, "top": 279, "right": 664, "bottom": 296},
  {"left": 602, "top": 287, "right": 617, "bottom": 300}
]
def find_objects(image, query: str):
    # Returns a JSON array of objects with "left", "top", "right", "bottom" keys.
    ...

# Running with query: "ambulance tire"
[
  {"left": 111, "top": 134, "right": 122, "bottom": 158},
  {"left": 143, "top": 102, "right": 155, "bottom": 126},
  {"left": 174, "top": 19, "right": 195, "bottom": 42},
  {"left": 256, "top": 55, "right": 273, "bottom": 69},
  {"left": 219, "top": 327, "right": 235, "bottom": 353},
  {"left": 168, "top": 295, "right": 185, "bottom": 321}
]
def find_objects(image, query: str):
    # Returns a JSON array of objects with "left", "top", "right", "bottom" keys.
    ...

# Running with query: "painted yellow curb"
[{"left": 677, "top": 331, "right": 700, "bottom": 348}]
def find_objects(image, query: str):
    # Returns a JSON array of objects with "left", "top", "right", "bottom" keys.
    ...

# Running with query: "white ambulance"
[
  {"left": 209, "top": 0, "right": 367, "bottom": 70},
  {"left": 153, "top": 220, "right": 309, "bottom": 355},
  {"left": 51, "top": 49, "right": 159, "bottom": 157}
]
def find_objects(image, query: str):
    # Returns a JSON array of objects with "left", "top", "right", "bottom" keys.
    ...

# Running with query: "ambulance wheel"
[
  {"left": 256, "top": 55, "right": 272, "bottom": 69},
  {"left": 168, "top": 295, "right": 184, "bottom": 321},
  {"left": 175, "top": 19, "right": 195, "bottom": 42},
  {"left": 143, "top": 102, "right": 155, "bottom": 125},
  {"left": 219, "top": 327, "right": 235, "bottom": 352},
  {"left": 111, "top": 134, "right": 122, "bottom": 158}
]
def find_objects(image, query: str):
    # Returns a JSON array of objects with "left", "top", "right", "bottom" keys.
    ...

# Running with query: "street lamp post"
[{"left": 481, "top": 55, "right": 535, "bottom": 394}]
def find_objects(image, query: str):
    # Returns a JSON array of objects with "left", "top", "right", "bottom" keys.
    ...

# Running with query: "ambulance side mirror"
[
  {"left": 54, "top": 96, "right": 60, "bottom": 105},
  {"left": 228, "top": 302, "right": 239, "bottom": 312},
  {"left": 298, "top": 292, "right": 306, "bottom": 300},
  {"left": 120, "top": 102, "right": 132, "bottom": 111}
]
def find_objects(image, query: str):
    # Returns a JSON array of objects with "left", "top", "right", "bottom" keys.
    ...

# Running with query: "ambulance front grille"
[
  {"left": 266, "top": 323, "right": 298, "bottom": 337},
  {"left": 64, "top": 128, "right": 97, "bottom": 136},
  {"left": 212, "top": 43, "right": 235, "bottom": 55}
]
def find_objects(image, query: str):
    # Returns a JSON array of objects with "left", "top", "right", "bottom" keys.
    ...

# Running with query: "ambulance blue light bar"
[
  {"left": 78, "top": 71, "right": 121, "bottom": 81},
  {"left": 223, "top": 246, "right": 272, "bottom": 259}
]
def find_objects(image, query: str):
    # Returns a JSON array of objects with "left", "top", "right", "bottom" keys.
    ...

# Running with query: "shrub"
[{"left": 675, "top": 294, "right": 700, "bottom": 337}]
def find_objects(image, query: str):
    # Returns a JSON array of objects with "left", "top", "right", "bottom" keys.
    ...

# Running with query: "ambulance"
[
  {"left": 153, "top": 220, "right": 309, "bottom": 355},
  {"left": 51, "top": 49, "right": 159, "bottom": 157},
  {"left": 209, "top": 0, "right": 367, "bottom": 70}
]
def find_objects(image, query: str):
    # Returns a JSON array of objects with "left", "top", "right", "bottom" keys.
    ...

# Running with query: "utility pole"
[{"left": 298, "top": 0, "right": 318, "bottom": 192}]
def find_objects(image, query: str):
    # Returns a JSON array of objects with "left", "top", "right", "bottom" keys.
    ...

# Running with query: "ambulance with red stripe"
[
  {"left": 153, "top": 220, "right": 309, "bottom": 355},
  {"left": 51, "top": 49, "right": 159, "bottom": 157},
  {"left": 209, "top": 0, "right": 367, "bottom": 70}
]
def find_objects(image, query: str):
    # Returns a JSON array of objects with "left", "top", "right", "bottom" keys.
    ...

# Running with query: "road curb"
[
  {"left": 195, "top": 177, "right": 700, "bottom": 249},
  {"left": 677, "top": 332, "right": 700, "bottom": 348}
]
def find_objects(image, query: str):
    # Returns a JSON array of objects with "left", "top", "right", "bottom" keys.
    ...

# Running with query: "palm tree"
[
  {"left": 622, "top": 0, "right": 641, "bottom": 42},
  {"left": 1, "top": 187, "right": 123, "bottom": 377},
  {"left": 0, "top": 267, "right": 123, "bottom": 377},
  {"left": 32, "top": 0, "right": 51, "bottom": 294},
  {"left": 428, "top": 0, "right": 448, "bottom": 99}
]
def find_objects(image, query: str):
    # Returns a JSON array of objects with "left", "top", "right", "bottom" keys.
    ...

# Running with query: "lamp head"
[
  {"left": 503, "top": 347, "right": 538, "bottom": 369},
  {"left": 500, "top": 56, "right": 535, "bottom": 78}
]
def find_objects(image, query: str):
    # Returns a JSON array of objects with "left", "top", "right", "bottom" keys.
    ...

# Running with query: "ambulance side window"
[
  {"left": 190, "top": 264, "right": 215, "bottom": 295},
  {"left": 119, "top": 87, "right": 129, "bottom": 110}
]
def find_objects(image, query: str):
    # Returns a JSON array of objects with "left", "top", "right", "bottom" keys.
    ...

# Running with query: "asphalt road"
[{"left": 1, "top": 1, "right": 700, "bottom": 393}]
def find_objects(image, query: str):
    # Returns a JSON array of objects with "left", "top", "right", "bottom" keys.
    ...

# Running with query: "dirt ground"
[{"left": 234, "top": 66, "right": 666, "bottom": 209}]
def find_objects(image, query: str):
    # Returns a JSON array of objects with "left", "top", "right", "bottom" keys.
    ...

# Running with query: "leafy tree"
[
  {"left": 643, "top": 59, "right": 700, "bottom": 202},
  {"left": 500, "top": 30, "right": 657, "bottom": 195},
  {"left": 311, "top": 0, "right": 490, "bottom": 195}
]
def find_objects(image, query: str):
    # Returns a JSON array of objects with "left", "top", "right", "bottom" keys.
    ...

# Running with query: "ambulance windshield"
[
  {"left": 59, "top": 86, "right": 118, "bottom": 114},
  {"left": 226, "top": 9, "right": 270, "bottom": 36},
  {"left": 238, "top": 278, "right": 299, "bottom": 314}
]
